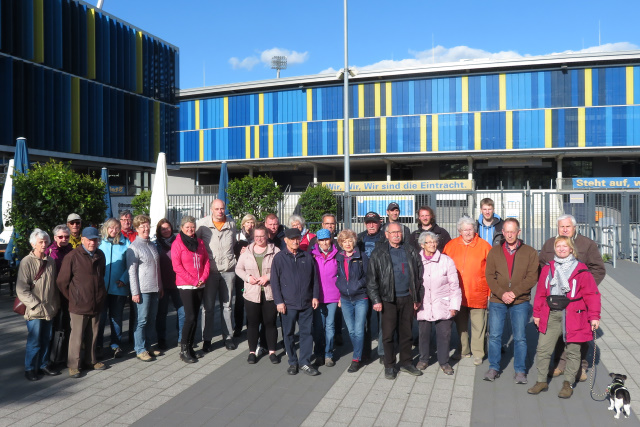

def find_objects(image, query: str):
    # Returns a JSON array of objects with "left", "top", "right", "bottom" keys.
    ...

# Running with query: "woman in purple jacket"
[
  {"left": 171, "top": 216, "right": 210, "bottom": 363},
  {"left": 310, "top": 228, "right": 340, "bottom": 367}
]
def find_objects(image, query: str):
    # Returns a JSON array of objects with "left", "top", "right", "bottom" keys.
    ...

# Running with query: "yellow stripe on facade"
[
  {"left": 499, "top": 74, "right": 507, "bottom": 110},
  {"left": 358, "top": 85, "right": 364, "bottom": 118},
  {"left": 199, "top": 130, "right": 204, "bottom": 161},
  {"left": 380, "top": 117, "right": 387, "bottom": 153},
  {"left": 86, "top": 9, "right": 95, "bottom": 77},
  {"left": 432, "top": 115, "right": 438, "bottom": 152},
  {"left": 153, "top": 103, "right": 160, "bottom": 157},
  {"left": 245, "top": 126, "right": 251, "bottom": 159},
  {"left": 306, "top": 89, "right": 313, "bottom": 122},
  {"left": 461, "top": 76, "right": 469, "bottom": 112},
  {"left": 349, "top": 119, "right": 354, "bottom": 154},
  {"left": 420, "top": 115, "right": 427, "bottom": 151},
  {"left": 385, "top": 82, "right": 392, "bottom": 116},
  {"left": 268, "top": 125, "right": 274, "bottom": 158},
  {"left": 136, "top": 32, "right": 143, "bottom": 94},
  {"left": 254, "top": 126, "right": 260, "bottom": 159},
  {"left": 302, "top": 122, "right": 308, "bottom": 156},
  {"left": 578, "top": 107, "right": 586, "bottom": 147},
  {"left": 34, "top": 0, "right": 44, "bottom": 63},
  {"left": 505, "top": 111, "right": 513, "bottom": 150},
  {"left": 584, "top": 68, "right": 592, "bottom": 106},
  {"left": 627, "top": 66, "right": 634, "bottom": 105},
  {"left": 194, "top": 100, "right": 200, "bottom": 130},
  {"left": 545, "top": 109, "right": 552, "bottom": 148},
  {"left": 474, "top": 112, "right": 481, "bottom": 150},
  {"left": 223, "top": 97, "right": 229, "bottom": 127},
  {"left": 337, "top": 120, "right": 344, "bottom": 155},
  {"left": 259, "top": 93, "right": 264, "bottom": 124},
  {"left": 374, "top": 83, "right": 381, "bottom": 117},
  {"left": 71, "top": 77, "right": 80, "bottom": 153}
]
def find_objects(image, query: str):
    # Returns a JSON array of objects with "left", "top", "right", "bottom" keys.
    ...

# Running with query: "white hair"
[
  {"left": 557, "top": 214, "right": 577, "bottom": 227},
  {"left": 30, "top": 228, "right": 50, "bottom": 246},
  {"left": 457, "top": 216, "right": 477, "bottom": 233}
]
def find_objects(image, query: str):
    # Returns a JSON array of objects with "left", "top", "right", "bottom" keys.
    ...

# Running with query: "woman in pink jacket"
[
  {"left": 235, "top": 226, "right": 280, "bottom": 364},
  {"left": 416, "top": 231, "right": 461, "bottom": 375},
  {"left": 528, "top": 236, "right": 601, "bottom": 399},
  {"left": 171, "top": 216, "right": 210, "bottom": 364}
]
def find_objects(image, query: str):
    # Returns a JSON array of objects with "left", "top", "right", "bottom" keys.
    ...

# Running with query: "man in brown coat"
[
  {"left": 57, "top": 227, "right": 107, "bottom": 378},
  {"left": 484, "top": 218, "right": 538, "bottom": 384}
]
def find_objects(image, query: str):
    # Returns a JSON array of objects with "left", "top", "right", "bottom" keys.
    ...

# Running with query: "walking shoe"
[
  {"left": 473, "top": 357, "right": 483, "bottom": 366},
  {"left": 247, "top": 353, "right": 257, "bottom": 364},
  {"left": 157, "top": 339, "right": 168, "bottom": 350},
  {"left": 300, "top": 365, "right": 320, "bottom": 376},
  {"left": 399, "top": 364, "right": 423, "bottom": 376},
  {"left": 225, "top": 339, "right": 237, "bottom": 351},
  {"left": 40, "top": 365, "right": 61, "bottom": 376},
  {"left": 552, "top": 368, "right": 563, "bottom": 377},
  {"left": 269, "top": 353, "right": 280, "bottom": 364},
  {"left": 484, "top": 369, "right": 500, "bottom": 381},
  {"left": 137, "top": 351, "right": 153, "bottom": 362},
  {"left": 92, "top": 362, "right": 106, "bottom": 371},
  {"left": 25, "top": 370, "right": 38, "bottom": 381},
  {"left": 347, "top": 361, "right": 361, "bottom": 373},
  {"left": 416, "top": 361, "right": 428, "bottom": 371},
  {"left": 384, "top": 367, "right": 397, "bottom": 380},
  {"left": 202, "top": 341, "right": 212, "bottom": 353},
  {"left": 287, "top": 364, "right": 298, "bottom": 375},
  {"left": 558, "top": 381, "right": 573, "bottom": 399},
  {"left": 69, "top": 368, "right": 81, "bottom": 378},
  {"left": 527, "top": 382, "right": 549, "bottom": 395},
  {"left": 579, "top": 369, "right": 587, "bottom": 382},
  {"left": 325, "top": 358, "right": 335, "bottom": 367},
  {"left": 440, "top": 364, "right": 454, "bottom": 375},
  {"left": 514, "top": 372, "right": 528, "bottom": 384},
  {"left": 113, "top": 347, "right": 123, "bottom": 358}
]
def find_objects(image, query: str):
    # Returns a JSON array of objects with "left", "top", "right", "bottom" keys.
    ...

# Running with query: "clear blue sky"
[{"left": 86, "top": 0, "right": 640, "bottom": 90}]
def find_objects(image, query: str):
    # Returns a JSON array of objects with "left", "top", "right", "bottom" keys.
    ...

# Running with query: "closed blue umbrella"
[
  {"left": 101, "top": 168, "right": 113, "bottom": 220},
  {"left": 217, "top": 161, "right": 230, "bottom": 215},
  {"left": 5, "top": 137, "right": 30, "bottom": 264}
]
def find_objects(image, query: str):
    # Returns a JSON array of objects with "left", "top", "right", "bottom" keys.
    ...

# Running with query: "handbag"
[{"left": 13, "top": 259, "right": 48, "bottom": 316}]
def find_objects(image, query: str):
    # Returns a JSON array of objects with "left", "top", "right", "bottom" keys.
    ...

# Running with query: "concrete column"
[
  {"left": 386, "top": 161, "right": 391, "bottom": 182},
  {"left": 313, "top": 164, "right": 318, "bottom": 184},
  {"left": 556, "top": 156, "right": 563, "bottom": 190},
  {"left": 467, "top": 157, "right": 473, "bottom": 181},
  {"left": 248, "top": 166, "right": 254, "bottom": 177}
]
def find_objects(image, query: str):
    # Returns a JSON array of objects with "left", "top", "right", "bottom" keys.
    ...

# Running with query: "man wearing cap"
[
  {"left": 57, "top": 227, "right": 107, "bottom": 378},
  {"left": 381, "top": 203, "right": 411, "bottom": 243},
  {"left": 408, "top": 206, "right": 451, "bottom": 253},
  {"left": 271, "top": 227, "right": 320, "bottom": 376},
  {"left": 67, "top": 214, "right": 83, "bottom": 249}
]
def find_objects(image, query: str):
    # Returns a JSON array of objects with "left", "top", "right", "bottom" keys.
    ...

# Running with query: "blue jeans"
[
  {"left": 340, "top": 298, "right": 368, "bottom": 361},
  {"left": 25, "top": 319, "right": 52, "bottom": 371},
  {"left": 282, "top": 306, "right": 314, "bottom": 366},
  {"left": 133, "top": 292, "right": 159, "bottom": 355},
  {"left": 156, "top": 288, "right": 185, "bottom": 343},
  {"left": 98, "top": 294, "right": 127, "bottom": 349},
  {"left": 488, "top": 301, "right": 531, "bottom": 373},
  {"left": 313, "top": 302, "right": 337, "bottom": 359}
]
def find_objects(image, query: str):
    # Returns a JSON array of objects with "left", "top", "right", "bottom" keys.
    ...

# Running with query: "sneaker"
[
  {"left": 69, "top": 368, "right": 81, "bottom": 378},
  {"left": 137, "top": 351, "right": 153, "bottom": 362},
  {"left": 300, "top": 365, "right": 320, "bottom": 376},
  {"left": 287, "top": 364, "right": 298, "bottom": 375},
  {"left": 484, "top": 369, "right": 500, "bottom": 381},
  {"left": 384, "top": 367, "right": 397, "bottom": 380},
  {"left": 269, "top": 353, "right": 280, "bottom": 364},
  {"left": 247, "top": 353, "right": 257, "bottom": 364},
  {"left": 558, "top": 381, "right": 573, "bottom": 399},
  {"left": 113, "top": 347, "right": 123, "bottom": 358},
  {"left": 527, "top": 382, "right": 549, "bottom": 395},
  {"left": 347, "top": 361, "right": 361, "bottom": 373},
  {"left": 514, "top": 372, "right": 527, "bottom": 384},
  {"left": 399, "top": 365, "right": 423, "bottom": 376},
  {"left": 325, "top": 358, "right": 335, "bottom": 367},
  {"left": 416, "top": 361, "right": 428, "bottom": 370},
  {"left": 473, "top": 357, "right": 483, "bottom": 366},
  {"left": 202, "top": 341, "right": 212, "bottom": 353}
]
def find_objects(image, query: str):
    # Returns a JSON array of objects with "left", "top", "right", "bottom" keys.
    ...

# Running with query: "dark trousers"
[
  {"left": 362, "top": 299, "right": 373, "bottom": 361},
  {"left": 281, "top": 306, "right": 313, "bottom": 367},
  {"left": 234, "top": 276, "right": 245, "bottom": 332},
  {"left": 179, "top": 288, "right": 205, "bottom": 346},
  {"left": 381, "top": 296, "right": 414, "bottom": 368},
  {"left": 418, "top": 319, "right": 453, "bottom": 366},
  {"left": 245, "top": 296, "right": 278, "bottom": 352}
]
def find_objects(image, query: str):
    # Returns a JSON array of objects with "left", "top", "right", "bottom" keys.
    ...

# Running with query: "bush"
[
  {"left": 227, "top": 175, "right": 282, "bottom": 222},
  {"left": 131, "top": 190, "right": 152, "bottom": 216},
  {"left": 298, "top": 185, "right": 337, "bottom": 232},
  {"left": 8, "top": 161, "right": 107, "bottom": 256}
]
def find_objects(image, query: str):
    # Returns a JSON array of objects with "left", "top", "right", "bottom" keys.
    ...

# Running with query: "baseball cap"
[
  {"left": 284, "top": 228, "right": 302, "bottom": 239},
  {"left": 67, "top": 213, "right": 82, "bottom": 222},
  {"left": 82, "top": 227, "right": 100, "bottom": 239},
  {"left": 364, "top": 212, "right": 381, "bottom": 223},
  {"left": 316, "top": 228, "right": 331, "bottom": 240},
  {"left": 387, "top": 202, "right": 400, "bottom": 211}
]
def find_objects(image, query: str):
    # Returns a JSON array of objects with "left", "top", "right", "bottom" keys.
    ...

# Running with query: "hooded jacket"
[
  {"left": 311, "top": 244, "right": 340, "bottom": 303},
  {"left": 416, "top": 250, "right": 461, "bottom": 321},
  {"left": 367, "top": 242, "right": 424, "bottom": 304},
  {"left": 485, "top": 240, "right": 538, "bottom": 305},
  {"left": 477, "top": 214, "right": 504, "bottom": 246},
  {"left": 99, "top": 237, "right": 130, "bottom": 296},
  {"left": 443, "top": 234, "right": 492, "bottom": 309},
  {"left": 57, "top": 245, "right": 106, "bottom": 316},
  {"left": 335, "top": 248, "right": 369, "bottom": 302},
  {"left": 533, "top": 260, "right": 601, "bottom": 342}
]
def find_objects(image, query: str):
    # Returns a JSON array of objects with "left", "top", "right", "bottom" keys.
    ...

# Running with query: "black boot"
[{"left": 180, "top": 344, "right": 196, "bottom": 364}]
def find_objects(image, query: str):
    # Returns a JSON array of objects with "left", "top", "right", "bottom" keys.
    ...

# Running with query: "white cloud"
[
  {"left": 550, "top": 41, "right": 639, "bottom": 55},
  {"left": 229, "top": 47, "right": 309, "bottom": 71}
]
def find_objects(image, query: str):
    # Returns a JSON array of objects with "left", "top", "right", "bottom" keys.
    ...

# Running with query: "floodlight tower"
[{"left": 271, "top": 56, "right": 287, "bottom": 79}]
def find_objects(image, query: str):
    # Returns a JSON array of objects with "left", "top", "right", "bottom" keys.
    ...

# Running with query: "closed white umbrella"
[
  {"left": 149, "top": 152, "right": 168, "bottom": 241},
  {"left": 0, "top": 159, "right": 14, "bottom": 244}
]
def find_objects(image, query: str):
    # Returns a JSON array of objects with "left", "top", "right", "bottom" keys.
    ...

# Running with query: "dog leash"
[{"left": 588, "top": 329, "right": 609, "bottom": 401}]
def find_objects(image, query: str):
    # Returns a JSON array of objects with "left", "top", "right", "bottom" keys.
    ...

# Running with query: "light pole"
[
  {"left": 271, "top": 56, "right": 287, "bottom": 79},
  {"left": 342, "top": 0, "right": 351, "bottom": 229}
]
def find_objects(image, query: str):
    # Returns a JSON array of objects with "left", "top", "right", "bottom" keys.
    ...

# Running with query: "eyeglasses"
[
  {"left": 56, "top": 235, "right": 70, "bottom": 240},
  {"left": 388, "top": 231, "right": 403, "bottom": 235}
]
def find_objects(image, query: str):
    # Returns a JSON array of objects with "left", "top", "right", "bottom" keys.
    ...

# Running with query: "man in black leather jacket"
[{"left": 367, "top": 223, "right": 424, "bottom": 380}]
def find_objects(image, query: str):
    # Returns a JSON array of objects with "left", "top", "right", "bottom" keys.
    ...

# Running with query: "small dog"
[{"left": 607, "top": 373, "right": 631, "bottom": 419}]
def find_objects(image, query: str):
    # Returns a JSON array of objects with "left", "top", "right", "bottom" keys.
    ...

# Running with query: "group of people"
[{"left": 16, "top": 197, "right": 602, "bottom": 400}]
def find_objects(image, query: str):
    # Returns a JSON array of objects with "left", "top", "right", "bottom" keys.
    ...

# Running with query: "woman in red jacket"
[
  {"left": 528, "top": 236, "right": 601, "bottom": 399},
  {"left": 171, "top": 216, "right": 210, "bottom": 363}
]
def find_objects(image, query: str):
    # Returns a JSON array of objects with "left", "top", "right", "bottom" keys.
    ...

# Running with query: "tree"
[
  {"left": 298, "top": 184, "right": 337, "bottom": 232},
  {"left": 8, "top": 161, "right": 107, "bottom": 256},
  {"left": 131, "top": 190, "right": 152, "bottom": 216},
  {"left": 226, "top": 175, "right": 282, "bottom": 222}
]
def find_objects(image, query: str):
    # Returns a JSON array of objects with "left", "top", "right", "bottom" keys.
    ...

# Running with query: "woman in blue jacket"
[
  {"left": 97, "top": 218, "right": 130, "bottom": 359},
  {"left": 335, "top": 229, "right": 369, "bottom": 373}
]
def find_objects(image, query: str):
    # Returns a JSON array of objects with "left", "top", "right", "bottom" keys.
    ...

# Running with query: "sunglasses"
[
  {"left": 68, "top": 221, "right": 81, "bottom": 225},
  {"left": 56, "top": 235, "right": 70, "bottom": 240}
]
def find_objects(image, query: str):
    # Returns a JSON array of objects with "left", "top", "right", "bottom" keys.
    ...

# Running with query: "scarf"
[
  {"left": 158, "top": 234, "right": 176, "bottom": 251},
  {"left": 550, "top": 254, "right": 577, "bottom": 295},
  {"left": 180, "top": 231, "right": 199, "bottom": 253}
]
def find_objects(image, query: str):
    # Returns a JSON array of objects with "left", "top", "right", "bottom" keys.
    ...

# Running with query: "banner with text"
[
  {"left": 322, "top": 180, "right": 473, "bottom": 192},
  {"left": 572, "top": 178, "right": 640, "bottom": 189}
]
